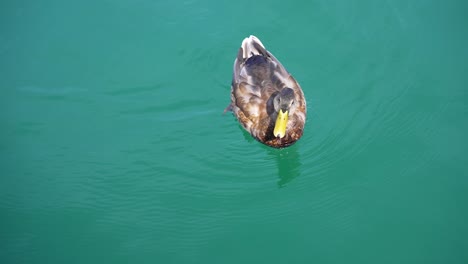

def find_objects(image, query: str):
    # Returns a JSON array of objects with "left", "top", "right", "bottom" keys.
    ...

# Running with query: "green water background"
[{"left": 1, "top": 0, "right": 468, "bottom": 263}]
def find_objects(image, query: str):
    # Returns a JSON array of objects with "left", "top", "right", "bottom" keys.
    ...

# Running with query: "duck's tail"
[{"left": 240, "top": 35, "right": 268, "bottom": 60}]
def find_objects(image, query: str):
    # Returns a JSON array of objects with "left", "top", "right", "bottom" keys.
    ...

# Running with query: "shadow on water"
[
  {"left": 265, "top": 145, "right": 302, "bottom": 188},
  {"left": 239, "top": 125, "right": 302, "bottom": 187}
]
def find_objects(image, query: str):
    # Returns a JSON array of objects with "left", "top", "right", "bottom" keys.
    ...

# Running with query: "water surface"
[{"left": 1, "top": 1, "right": 468, "bottom": 263}]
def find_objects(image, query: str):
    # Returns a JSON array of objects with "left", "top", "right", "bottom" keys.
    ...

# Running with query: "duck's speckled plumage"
[{"left": 227, "top": 35, "right": 307, "bottom": 148}]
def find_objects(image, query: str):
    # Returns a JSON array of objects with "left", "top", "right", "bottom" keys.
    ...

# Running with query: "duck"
[{"left": 225, "top": 35, "right": 307, "bottom": 148}]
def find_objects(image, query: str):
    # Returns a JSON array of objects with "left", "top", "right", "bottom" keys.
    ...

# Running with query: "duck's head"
[{"left": 273, "top": 88, "right": 296, "bottom": 139}]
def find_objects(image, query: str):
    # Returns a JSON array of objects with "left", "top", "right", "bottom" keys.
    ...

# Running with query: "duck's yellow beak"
[{"left": 273, "top": 109, "right": 288, "bottom": 138}]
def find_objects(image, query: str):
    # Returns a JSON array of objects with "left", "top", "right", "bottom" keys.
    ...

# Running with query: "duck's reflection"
[
  {"left": 238, "top": 124, "right": 302, "bottom": 187},
  {"left": 265, "top": 145, "right": 302, "bottom": 188}
]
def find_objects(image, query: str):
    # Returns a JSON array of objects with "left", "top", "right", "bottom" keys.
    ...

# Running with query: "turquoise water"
[{"left": 1, "top": 0, "right": 468, "bottom": 263}]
